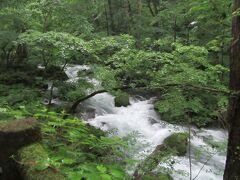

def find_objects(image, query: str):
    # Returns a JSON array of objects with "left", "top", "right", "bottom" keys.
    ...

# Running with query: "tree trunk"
[
  {"left": 104, "top": 1, "right": 110, "bottom": 36},
  {"left": 136, "top": 0, "right": 142, "bottom": 48},
  {"left": 125, "top": 0, "right": 133, "bottom": 33},
  {"left": 107, "top": 0, "right": 115, "bottom": 35},
  {"left": 147, "top": 0, "right": 155, "bottom": 17},
  {"left": 173, "top": 16, "right": 177, "bottom": 42},
  {"left": 223, "top": 0, "right": 240, "bottom": 179}
]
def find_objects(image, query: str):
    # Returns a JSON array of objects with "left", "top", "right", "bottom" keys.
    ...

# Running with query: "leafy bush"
[{"left": 35, "top": 111, "right": 129, "bottom": 179}]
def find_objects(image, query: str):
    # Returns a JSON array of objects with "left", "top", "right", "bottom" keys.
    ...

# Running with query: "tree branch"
[
  {"left": 67, "top": 83, "right": 233, "bottom": 114},
  {"left": 68, "top": 89, "right": 108, "bottom": 113}
]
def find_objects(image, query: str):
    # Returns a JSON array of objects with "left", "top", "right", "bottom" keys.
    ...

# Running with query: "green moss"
[
  {"left": 18, "top": 143, "right": 65, "bottom": 180},
  {"left": 164, "top": 133, "right": 189, "bottom": 156},
  {"left": 0, "top": 118, "right": 38, "bottom": 133},
  {"left": 114, "top": 93, "right": 130, "bottom": 107},
  {"left": 135, "top": 145, "right": 174, "bottom": 176},
  {"left": 133, "top": 133, "right": 189, "bottom": 178}
]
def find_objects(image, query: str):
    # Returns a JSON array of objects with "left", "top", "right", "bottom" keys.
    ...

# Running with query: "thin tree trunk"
[
  {"left": 188, "top": 124, "right": 192, "bottom": 180},
  {"left": 104, "top": 1, "right": 110, "bottom": 36},
  {"left": 124, "top": 0, "right": 131, "bottom": 33},
  {"left": 223, "top": 0, "right": 240, "bottom": 179},
  {"left": 173, "top": 16, "right": 177, "bottom": 42},
  {"left": 136, "top": 0, "right": 142, "bottom": 48},
  {"left": 147, "top": 0, "right": 155, "bottom": 16},
  {"left": 107, "top": 0, "right": 115, "bottom": 35}
]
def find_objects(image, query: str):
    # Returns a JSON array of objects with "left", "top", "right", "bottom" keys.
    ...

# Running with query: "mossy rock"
[
  {"left": 134, "top": 133, "right": 188, "bottom": 179},
  {"left": 142, "top": 172, "right": 173, "bottom": 180},
  {"left": 164, "top": 133, "right": 188, "bottom": 156},
  {"left": 0, "top": 118, "right": 42, "bottom": 149},
  {"left": 0, "top": 118, "right": 42, "bottom": 180},
  {"left": 18, "top": 143, "right": 65, "bottom": 180},
  {"left": 133, "top": 144, "right": 173, "bottom": 178},
  {"left": 114, "top": 93, "right": 130, "bottom": 107}
]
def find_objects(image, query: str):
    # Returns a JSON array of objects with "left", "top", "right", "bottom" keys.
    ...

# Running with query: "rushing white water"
[{"left": 65, "top": 65, "right": 228, "bottom": 180}]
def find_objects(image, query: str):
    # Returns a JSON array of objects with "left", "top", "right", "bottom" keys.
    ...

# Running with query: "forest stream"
[{"left": 65, "top": 65, "right": 227, "bottom": 180}]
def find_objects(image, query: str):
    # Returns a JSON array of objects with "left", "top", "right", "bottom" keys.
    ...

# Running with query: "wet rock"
[
  {"left": 133, "top": 133, "right": 188, "bottom": 179},
  {"left": 164, "top": 132, "right": 188, "bottom": 156},
  {"left": 133, "top": 144, "right": 171, "bottom": 178},
  {"left": 114, "top": 93, "right": 130, "bottom": 107},
  {"left": 76, "top": 105, "right": 96, "bottom": 120},
  {"left": 78, "top": 107, "right": 96, "bottom": 120},
  {"left": 148, "top": 117, "right": 159, "bottom": 124}
]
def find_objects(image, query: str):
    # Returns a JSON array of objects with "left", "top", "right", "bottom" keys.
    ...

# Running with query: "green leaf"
[{"left": 97, "top": 165, "right": 107, "bottom": 173}]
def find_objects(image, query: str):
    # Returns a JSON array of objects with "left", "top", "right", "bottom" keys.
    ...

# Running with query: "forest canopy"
[{"left": 0, "top": 0, "right": 238, "bottom": 180}]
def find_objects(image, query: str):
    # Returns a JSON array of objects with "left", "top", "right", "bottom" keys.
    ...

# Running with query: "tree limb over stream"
[{"left": 68, "top": 83, "right": 233, "bottom": 114}]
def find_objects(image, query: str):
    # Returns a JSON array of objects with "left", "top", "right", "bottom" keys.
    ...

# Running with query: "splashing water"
[{"left": 66, "top": 65, "right": 228, "bottom": 180}]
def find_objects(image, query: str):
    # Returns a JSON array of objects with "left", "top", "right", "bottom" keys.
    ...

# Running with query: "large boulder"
[
  {"left": 0, "top": 118, "right": 42, "bottom": 180},
  {"left": 133, "top": 133, "right": 188, "bottom": 179},
  {"left": 164, "top": 132, "right": 188, "bottom": 156},
  {"left": 114, "top": 93, "right": 130, "bottom": 107},
  {"left": 133, "top": 144, "right": 172, "bottom": 179},
  {"left": 0, "top": 118, "right": 64, "bottom": 180}
]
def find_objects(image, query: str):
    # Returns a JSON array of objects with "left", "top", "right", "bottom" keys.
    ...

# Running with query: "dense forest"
[{"left": 0, "top": 0, "right": 239, "bottom": 179}]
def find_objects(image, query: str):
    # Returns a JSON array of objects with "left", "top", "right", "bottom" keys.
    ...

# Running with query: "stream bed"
[{"left": 66, "top": 65, "right": 228, "bottom": 180}]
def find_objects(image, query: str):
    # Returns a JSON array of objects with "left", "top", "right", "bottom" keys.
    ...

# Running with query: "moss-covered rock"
[
  {"left": 114, "top": 93, "right": 130, "bottom": 107},
  {"left": 18, "top": 143, "right": 65, "bottom": 180},
  {"left": 133, "top": 144, "right": 173, "bottom": 178},
  {"left": 164, "top": 132, "right": 188, "bottom": 156},
  {"left": 0, "top": 118, "right": 42, "bottom": 180},
  {"left": 134, "top": 133, "right": 188, "bottom": 179},
  {"left": 0, "top": 118, "right": 41, "bottom": 149},
  {"left": 142, "top": 172, "right": 173, "bottom": 180}
]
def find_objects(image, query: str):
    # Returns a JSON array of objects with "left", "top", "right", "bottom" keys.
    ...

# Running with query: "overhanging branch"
[{"left": 67, "top": 83, "right": 233, "bottom": 114}]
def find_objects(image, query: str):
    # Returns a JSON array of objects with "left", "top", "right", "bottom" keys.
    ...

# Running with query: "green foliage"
[
  {"left": 150, "top": 44, "right": 228, "bottom": 126},
  {"left": 0, "top": 0, "right": 231, "bottom": 178},
  {"left": 18, "top": 143, "right": 65, "bottom": 180},
  {"left": 35, "top": 110, "right": 128, "bottom": 179},
  {"left": 18, "top": 30, "right": 89, "bottom": 66}
]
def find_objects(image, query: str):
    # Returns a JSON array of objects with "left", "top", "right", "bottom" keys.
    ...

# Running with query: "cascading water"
[{"left": 65, "top": 65, "right": 227, "bottom": 180}]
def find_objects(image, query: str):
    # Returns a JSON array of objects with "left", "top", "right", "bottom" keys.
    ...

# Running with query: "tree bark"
[
  {"left": 107, "top": 0, "right": 115, "bottom": 35},
  {"left": 147, "top": 0, "right": 155, "bottom": 17},
  {"left": 136, "top": 0, "right": 142, "bottom": 48},
  {"left": 223, "top": 0, "right": 240, "bottom": 179},
  {"left": 69, "top": 89, "right": 108, "bottom": 113},
  {"left": 104, "top": 1, "right": 110, "bottom": 36},
  {"left": 173, "top": 16, "right": 177, "bottom": 42}
]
